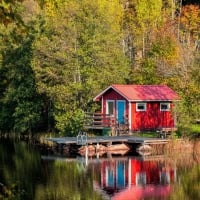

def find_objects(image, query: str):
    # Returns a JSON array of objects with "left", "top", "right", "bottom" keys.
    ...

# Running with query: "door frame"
[{"left": 116, "top": 100, "right": 126, "bottom": 124}]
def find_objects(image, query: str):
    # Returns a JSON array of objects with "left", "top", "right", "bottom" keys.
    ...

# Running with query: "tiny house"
[{"left": 93, "top": 84, "right": 180, "bottom": 132}]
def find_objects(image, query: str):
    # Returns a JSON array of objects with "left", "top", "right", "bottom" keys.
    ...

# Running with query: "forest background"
[{"left": 0, "top": 0, "right": 199, "bottom": 136}]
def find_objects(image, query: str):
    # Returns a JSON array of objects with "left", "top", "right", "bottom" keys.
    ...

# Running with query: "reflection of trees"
[
  {"left": 0, "top": 139, "right": 41, "bottom": 200},
  {"left": 35, "top": 161, "right": 102, "bottom": 200},
  {"left": 170, "top": 164, "right": 200, "bottom": 200},
  {"left": 193, "top": 140, "right": 200, "bottom": 164},
  {"left": 0, "top": 139, "right": 103, "bottom": 200},
  {"left": 168, "top": 142, "right": 200, "bottom": 200}
]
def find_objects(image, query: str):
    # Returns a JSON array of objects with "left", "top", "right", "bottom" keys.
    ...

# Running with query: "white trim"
[
  {"left": 160, "top": 102, "right": 170, "bottom": 111},
  {"left": 101, "top": 96, "right": 104, "bottom": 113},
  {"left": 93, "top": 85, "right": 113, "bottom": 101},
  {"left": 128, "top": 102, "right": 131, "bottom": 130},
  {"left": 130, "top": 99, "right": 178, "bottom": 102},
  {"left": 93, "top": 85, "right": 130, "bottom": 101},
  {"left": 136, "top": 102, "right": 147, "bottom": 112},
  {"left": 128, "top": 158, "right": 131, "bottom": 187},
  {"left": 116, "top": 100, "right": 126, "bottom": 122}
]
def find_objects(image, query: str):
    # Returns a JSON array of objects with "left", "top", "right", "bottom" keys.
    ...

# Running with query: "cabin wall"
[
  {"left": 100, "top": 89, "right": 175, "bottom": 131},
  {"left": 101, "top": 89, "right": 129, "bottom": 119},
  {"left": 130, "top": 102, "right": 175, "bottom": 131}
]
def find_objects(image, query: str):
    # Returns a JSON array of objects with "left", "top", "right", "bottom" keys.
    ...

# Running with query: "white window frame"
[
  {"left": 106, "top": 100, "right": 115, "bottom": 115},
  {"left": 136, "top": 102, "right": 146, "bottom": 112},
  {"left": 136, "top": 172, "right": 146, "bottom": 185},
  {"left": 160, "top": 102, "right": 170, "bottom": 111},
  {"left": 159, "top": 171, "right": 170, "bottom": 184}
]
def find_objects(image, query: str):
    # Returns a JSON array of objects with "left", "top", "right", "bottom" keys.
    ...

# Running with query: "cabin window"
[
  {"left": 136, "top": 172, "right": 146, "bottom": 185},
  {"left": 160, "top": 171, "right": 170, "bottom": 184},
  {"left": 136, "top": 103, "right": 146, "bottom": 111},
  {"left": 106, "top": 100, "right": 114, "bottom": 115},
  {"left": 160, "top": 103, "right": 170, "bottom": 111}
]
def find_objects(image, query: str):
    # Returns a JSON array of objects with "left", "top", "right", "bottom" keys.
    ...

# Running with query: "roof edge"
[
  {"left": 93, "top": 85, "right": 130, "bottom": 101},
  {"left": 129, "top": 99, "right": 180, "bottom": 102}
]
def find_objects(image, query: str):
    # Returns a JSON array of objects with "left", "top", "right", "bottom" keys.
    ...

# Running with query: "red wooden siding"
[
  {"left": 101, "top": 89, "right": 129, "bottom": 118},
  {"left": 130, "top": 159, "right": 175, "bottom": 185},
  {"left": 131, "top": 102, "right": 175, "bottom": 131}
]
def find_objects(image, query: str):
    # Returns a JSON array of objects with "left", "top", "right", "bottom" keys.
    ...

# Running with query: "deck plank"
[{"left": 46, "top": 135, "right": 170, "bottom": 145}]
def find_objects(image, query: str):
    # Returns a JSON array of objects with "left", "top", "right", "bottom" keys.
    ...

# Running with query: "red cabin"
[{"left": 93, "top": 84, "right": 180, "bottom": 132}]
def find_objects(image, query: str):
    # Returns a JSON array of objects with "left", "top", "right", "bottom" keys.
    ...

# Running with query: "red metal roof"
[{"left": 94, "top": 84, "right": 180, "bottom": 101}]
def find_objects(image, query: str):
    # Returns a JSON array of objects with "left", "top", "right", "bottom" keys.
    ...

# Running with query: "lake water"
[{"left": 0, "top": 138, "right": 199, "bottom": 200}]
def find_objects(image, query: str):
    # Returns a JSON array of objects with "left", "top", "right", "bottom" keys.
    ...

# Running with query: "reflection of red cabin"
[
  {"left": 129, "top": 159, "right": 175, "bottom": 185},
  {"left": 101, "top": 160, "right": 129, "bottom": 189},
  {"left": 100, "top": 158, "right": 175, "bottom": 189},
  {"left": 94, "top": 84, "right": 180, "bottom": 131}
]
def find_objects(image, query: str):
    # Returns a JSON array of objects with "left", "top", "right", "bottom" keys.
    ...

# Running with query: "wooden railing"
[
  {"left": 157, "top": 127, "right": 177, "bottom": 138},
  {"left": 83, "top": 112, "right": 130, "bottom": 135},
  {"left": 83, "top": 112, "right": 117, "bottom": 129}
]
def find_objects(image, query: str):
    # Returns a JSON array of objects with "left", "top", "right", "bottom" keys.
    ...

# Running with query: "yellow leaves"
[
  {"left": 98, "top": 0, "right": 123, "bottom": 24},
  {"left": 150, "top": 35, "right": 180, "bottom": 65},
  {"left": 136, "top": 0, "right": 162, "bottom": 30},
  {"left": 42, "top": 0, "right": 67, "bottom": 17}
]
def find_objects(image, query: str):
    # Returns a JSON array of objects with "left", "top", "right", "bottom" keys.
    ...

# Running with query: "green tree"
[
  {"left": 0, "top": 0, "right": 24, "bottom": 25},
  {"left": 123, "top": 0, "right": 163, "bottom": 62},
  {"left": 0, "top": 36, "right": 42, "bottom": 134},
  {"left": 32, "top": 0, "right": 129, "bottom": 135}
]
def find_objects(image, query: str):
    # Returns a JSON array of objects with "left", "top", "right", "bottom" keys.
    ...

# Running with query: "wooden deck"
[
  {"left": 83, "top": 112, "right": 129, "bottom": 135},
  {"left": 84, "top": 112, "right": 116, "bottom": 129}
]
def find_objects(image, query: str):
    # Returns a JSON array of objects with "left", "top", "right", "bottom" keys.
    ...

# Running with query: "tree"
[
  {"left": 123, "top": 0, "right": 163, "bottom": 62},
  {"left": 179, "top": 5, "right": 200, "bottom": 47},
  {"left": 0, "top": 0, "right": 46, "bottom": 134},
  {"left": 0, "top": 0, "right": 24, "bottom": 25},
  {"left": 0, "top": 36, "right": 42, "bottom": 134},
  {"left": 32, "top": 0, "right": 129, "bottom": 135}
]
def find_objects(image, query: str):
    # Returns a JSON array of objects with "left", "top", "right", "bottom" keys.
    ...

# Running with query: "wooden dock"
[
  {"left": 46, "top": 135, "right": 169, "bottom": 146},
  {"left": 45, "top": 135, "right": 171, "bottom": 157}
]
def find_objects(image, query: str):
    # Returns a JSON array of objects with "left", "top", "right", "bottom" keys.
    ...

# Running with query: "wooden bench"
[{"left": 157, "top": 127, "right": 177, "bottom": 138}]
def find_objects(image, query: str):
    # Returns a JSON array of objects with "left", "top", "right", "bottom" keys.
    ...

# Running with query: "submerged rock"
[{"left": 78, "top": 143, "right": 130, "bottom": 156}]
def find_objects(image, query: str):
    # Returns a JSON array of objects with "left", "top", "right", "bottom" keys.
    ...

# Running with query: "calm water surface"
[{"left": 0, "top": 139, "right": 199, "bottom": 200}]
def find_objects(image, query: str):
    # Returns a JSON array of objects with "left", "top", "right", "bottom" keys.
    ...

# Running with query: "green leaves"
[
  {"left": 0, "top": 0, "right": 199, "bottom": 135},
  {"left": 31, "top": 0, "right": 129, "bottom": 135}
]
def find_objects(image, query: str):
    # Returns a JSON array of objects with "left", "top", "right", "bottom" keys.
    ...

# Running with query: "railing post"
[{"left": 77, "top": 131, "right": 87, "bottom": 145}]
